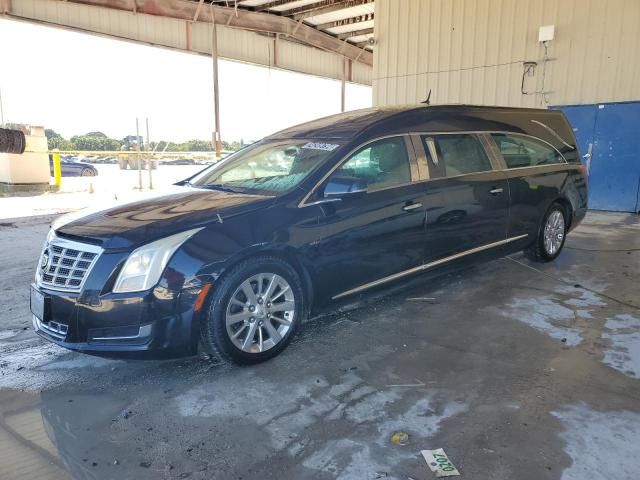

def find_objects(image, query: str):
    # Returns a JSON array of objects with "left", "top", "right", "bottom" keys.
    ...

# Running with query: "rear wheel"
[
  {"left": 525, "top": 202, "right": 567, "bottom": 262},
  {"left": 200, "top": 256, "right": 304, "bottom": 365}
]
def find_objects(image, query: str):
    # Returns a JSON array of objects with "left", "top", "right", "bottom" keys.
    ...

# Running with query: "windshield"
[{"left": 188, "top": 140, "right": 341, "bottom": 195}]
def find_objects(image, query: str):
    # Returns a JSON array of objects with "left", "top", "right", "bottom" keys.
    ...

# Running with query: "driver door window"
[{"left": 333, "top": 137, "right": 411, "bottom": 191}]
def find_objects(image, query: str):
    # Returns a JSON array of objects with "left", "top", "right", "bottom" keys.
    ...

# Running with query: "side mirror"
[{"left": 323, "top": 176, "right": 367, "bottom": 199}]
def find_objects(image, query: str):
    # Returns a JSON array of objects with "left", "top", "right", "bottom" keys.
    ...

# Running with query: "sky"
[{"left": 0, "top": 18, "right": 371, "bottom": 143}]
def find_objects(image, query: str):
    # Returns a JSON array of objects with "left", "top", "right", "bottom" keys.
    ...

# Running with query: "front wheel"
[
  {"left": 525, "top": 202, "right": 567, "bottom": 262},
  {"left": 200, "top": 256, "right": 305, "bottom": 365}
]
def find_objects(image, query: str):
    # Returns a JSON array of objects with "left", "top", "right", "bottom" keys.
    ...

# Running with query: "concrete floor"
[{"left": 0, "top": 211, "right": 639, "bottom": 480}]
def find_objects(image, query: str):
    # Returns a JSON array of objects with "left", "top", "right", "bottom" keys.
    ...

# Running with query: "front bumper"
[{"left": 31, "top": 283, "right": 200, "bottom": 357}]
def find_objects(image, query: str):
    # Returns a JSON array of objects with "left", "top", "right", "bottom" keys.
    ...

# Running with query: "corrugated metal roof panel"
[
  {"left": 305, "top": 3, "right": 374, "bottom": 25},
  {"left": 326, "top": 19, "right": 374, "bottom": 35},
  {"left": 270, "top": 0, "right": 318, "bottom": 12}
]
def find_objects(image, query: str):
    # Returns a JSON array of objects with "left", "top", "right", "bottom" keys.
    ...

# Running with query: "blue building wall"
[{"left": 553, "top": 101, "right": 640, "bottom": 213}]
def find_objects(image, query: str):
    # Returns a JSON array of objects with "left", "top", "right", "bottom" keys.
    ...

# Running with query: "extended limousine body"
[{"left": 31, "top": 105, "right": 588, "bottom": 364}]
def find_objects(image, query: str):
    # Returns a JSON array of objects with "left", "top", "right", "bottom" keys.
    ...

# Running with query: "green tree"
[
  {"left": 70, "top": 132, "right": 122, "bottom": 151},
  {"left": 45, "top": 128, "right": 72, "bottom": 151}
]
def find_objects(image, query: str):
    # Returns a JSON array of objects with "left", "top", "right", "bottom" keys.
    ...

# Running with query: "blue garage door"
[{"left": 553, "top": 101, "right": 640, "bottom": 213}]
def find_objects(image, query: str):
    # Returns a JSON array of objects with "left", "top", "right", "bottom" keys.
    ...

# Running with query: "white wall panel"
[{"left": 373, "top": 0, "right": 640, "bottom": 107}]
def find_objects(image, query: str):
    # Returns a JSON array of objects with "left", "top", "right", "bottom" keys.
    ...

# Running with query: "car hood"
[{"left": 54, "top": 186, "right": 274, "bottom": 250}]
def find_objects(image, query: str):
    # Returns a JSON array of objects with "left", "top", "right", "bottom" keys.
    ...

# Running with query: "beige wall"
[
  {"left": 0, "top": 127, "right": 50, "bottom": 186},
  {"left": 373, "top": 0, "right": 640, "bottom": 107}
]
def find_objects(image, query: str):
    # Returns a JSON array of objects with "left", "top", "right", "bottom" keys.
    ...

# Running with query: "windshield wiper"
[{"left": 199, "top": 183, "right": 246, "bottom": 193}]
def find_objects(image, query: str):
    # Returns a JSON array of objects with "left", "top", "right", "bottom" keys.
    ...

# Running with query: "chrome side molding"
[{"left": 332, "top": 234, "right": 528, "bottom": 299}]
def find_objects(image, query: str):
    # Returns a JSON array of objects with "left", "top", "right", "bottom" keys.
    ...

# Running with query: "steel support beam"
[
  {"left": 192, "top": 0, "right": 204, "bottom": 22},
  {"left": 210, "top": 4, "right": 222, "bottom": 159},
  {"left": 337, "top": 27, "right": 373, "bottom": 40},
  {"left": 340, "top": 58, "right": 346, "bottom": 112},
  {"left": 60, "top": 0, "right": 372, "bottom": 65},
  {"left": 59, "top": 0, "right": 373, "bottom": 65}
]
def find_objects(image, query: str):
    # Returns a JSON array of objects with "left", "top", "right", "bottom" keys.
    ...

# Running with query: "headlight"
[{"left": 113, "top": 228, "right": 203, "bottom": 293}]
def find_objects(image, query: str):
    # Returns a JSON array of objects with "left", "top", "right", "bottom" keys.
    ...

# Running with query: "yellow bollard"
[{"left": 53, "top": 151, "right": 62, "bottom": 188}]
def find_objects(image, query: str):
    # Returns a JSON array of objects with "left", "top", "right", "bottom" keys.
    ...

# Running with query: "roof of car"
[{"left": 266, "top": 104, "right": 575, "bottom": 153}]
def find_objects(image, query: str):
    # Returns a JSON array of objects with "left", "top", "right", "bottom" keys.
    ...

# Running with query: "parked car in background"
[
  {"left": 49, "top": 155, "right": 98, "bottom": 177},
  {"left": 160, "top": 158, "right": 198, "bottom": 165},
  {"left": 32, "top": 105, "right": 587, "bottom": 365}
]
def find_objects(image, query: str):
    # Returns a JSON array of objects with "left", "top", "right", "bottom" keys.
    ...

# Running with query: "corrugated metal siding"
[
  {"left": 9, "top": 0, "right": 372, "bottom": 85},
  {"left": 373, "top": 0, "right": 640, "bottom": 107}
]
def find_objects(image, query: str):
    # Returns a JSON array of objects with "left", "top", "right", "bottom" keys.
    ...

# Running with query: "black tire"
[
  {"left": 200, "top": 256, "right": 305, "bottom": 365},
  {"left": 81, "top": 168, "right": 96, "bottom": 177},
  {"left": 524, "top": 202, "right": 567, "bottom": 262}
]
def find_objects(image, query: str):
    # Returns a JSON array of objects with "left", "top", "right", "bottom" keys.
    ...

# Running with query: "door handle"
[
  {"left": 402, "top": 202, "right": 423, "bottom": 212},
  {"left": 489, "top": 187, "right": 504, "bottom": 195}
]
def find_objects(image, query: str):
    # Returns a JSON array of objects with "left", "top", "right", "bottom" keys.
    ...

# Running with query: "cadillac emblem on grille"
[{"left": 40, "top": 249, "right": 50, "bottom": 270}]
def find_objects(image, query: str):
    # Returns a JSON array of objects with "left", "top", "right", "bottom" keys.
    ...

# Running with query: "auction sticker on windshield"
[{"left": 302, "top": 142, "right": 340, "bottom": 151}]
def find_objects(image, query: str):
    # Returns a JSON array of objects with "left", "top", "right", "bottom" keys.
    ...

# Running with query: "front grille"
[{"left": 36, "top": 235, "right": 102, "bottom": 292}]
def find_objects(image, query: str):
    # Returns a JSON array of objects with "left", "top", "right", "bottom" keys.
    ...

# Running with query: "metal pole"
[
  {"left": 53, "top": 150, "right": 62, "bottom": 189},
  {"left": 210, "top": 4, "right": 222, "bottom": 159},
  {"left": 146, "top": 117, "right": 153, "bottom": 190},
  {"left": 136, "top": 118, "right": 142, "bottom": 190},
  {"left": 341, "top": 58, "right": 346, "bottom": 113}
]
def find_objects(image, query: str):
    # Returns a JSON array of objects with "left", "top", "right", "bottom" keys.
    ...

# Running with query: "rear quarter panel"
[{"left": 503, "top": 164, "right": 587, "bottom": 240}]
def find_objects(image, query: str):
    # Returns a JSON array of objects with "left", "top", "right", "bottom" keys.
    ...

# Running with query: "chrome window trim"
[
  {"left": 478, "top": 133, "right": 505, "bottom": 171},
  {"left": 332, "top": 234, "right": 528, "bottom": 299},
  {"left": 485, "top": 131, "right": 569, "bottom": 167},
  {"left": 404, "top": 135, "right": 421, "bottom": 183},
  {"left": 530, "top": 119, "right": 574, "bottom": 149},
  {"left": 409, "top": 134, "right": 430, "bottom": 181},
  {"left": 299, "top": 130, "right": 571, "bottom": 208},
  {"left": 35, "top": 234, "right": 103, "bottom": 293},
  {"left": 407, "top": 130, "right": 569, "bottom": 164},
  {"left": 298, "top": 133, "right": 420, "bottom": 208}
]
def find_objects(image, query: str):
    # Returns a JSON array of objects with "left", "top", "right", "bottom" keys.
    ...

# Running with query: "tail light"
[{"left": 578, "top": 163, "right": 588, "bottom": 182}]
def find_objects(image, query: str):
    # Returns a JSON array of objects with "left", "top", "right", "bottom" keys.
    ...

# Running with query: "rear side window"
[
  {"left": 334, "top": 136, "right": 411, "bottom": 190},
  {"left": 422, "top": 134, "right": 492, "bottom": 177},
  {"left": 491, "top": 133, "right": 564, "bottom": 168}
]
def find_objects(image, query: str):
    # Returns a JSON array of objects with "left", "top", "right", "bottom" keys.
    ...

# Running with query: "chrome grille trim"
[
  {"left": 33, "top": 315, "right": 68, "bottom": 340},
  {"left": 36, "top": 234, "right": 103, "bottom": 293}
]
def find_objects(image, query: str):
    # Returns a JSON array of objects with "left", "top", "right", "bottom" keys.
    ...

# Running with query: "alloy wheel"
[
  {"left": 225, "top": 273, "right": 295, "bottom": 353},
  {"left": 543, "top": 210, "right": 565, "bottom": 256}
]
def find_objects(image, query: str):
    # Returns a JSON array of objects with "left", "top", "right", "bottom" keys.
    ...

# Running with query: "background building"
[{"left": 373, "top": 0, "right": 640, "bottom": 212}]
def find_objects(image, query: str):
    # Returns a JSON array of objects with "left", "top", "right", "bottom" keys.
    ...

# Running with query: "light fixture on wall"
[
  {"left": 538, "top": 25, "right": 555, "bottom": 43},
  {"left": 522, "top": 25, "right": 555, "bottom": 103}
]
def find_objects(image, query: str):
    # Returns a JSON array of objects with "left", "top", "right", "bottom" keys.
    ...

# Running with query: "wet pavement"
[{"left": 0, "top": 211, "right": 639, "bottom": 479}]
